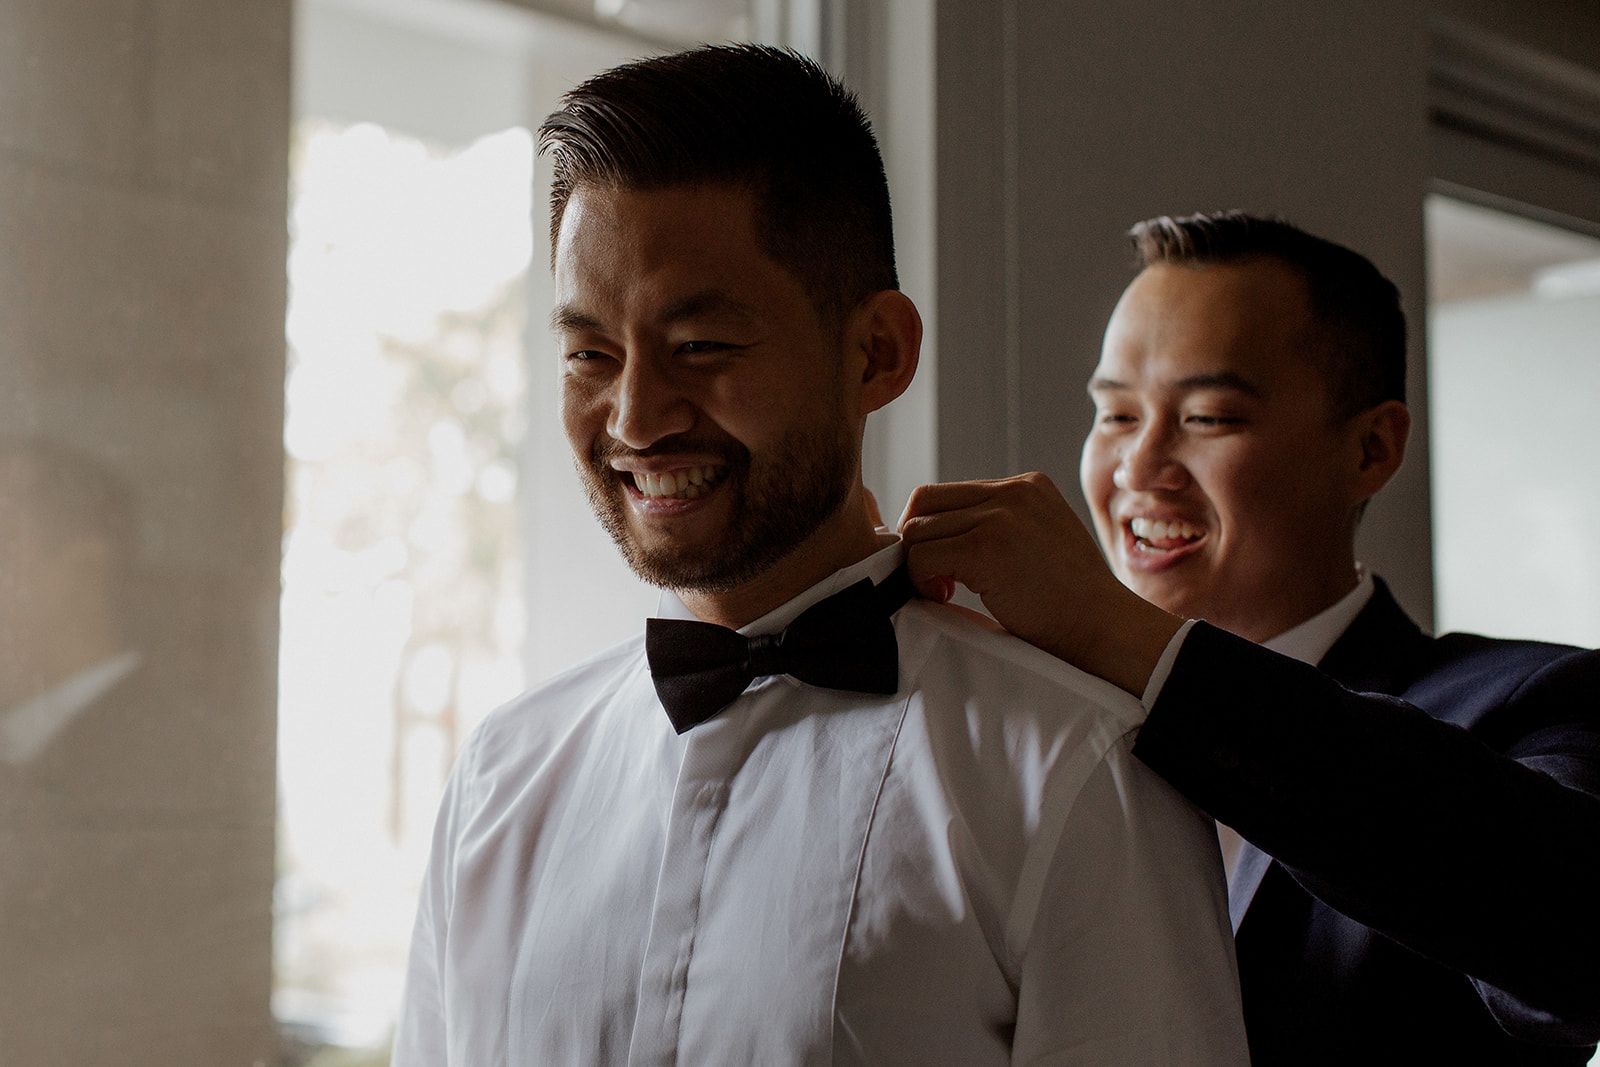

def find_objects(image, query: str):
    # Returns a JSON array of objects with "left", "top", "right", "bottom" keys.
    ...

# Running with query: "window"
[
  {"left": 278, "top": 0, "right": 747, "bottom": 1058},
  {"left": 1426, "top": 193, "right": 1600, "bottom": 647}
]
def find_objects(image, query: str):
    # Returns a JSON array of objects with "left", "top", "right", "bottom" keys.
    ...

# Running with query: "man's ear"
[
  {"left": 1353, "top": 399, "right": 1410, "bottom": 498},
  {"left": 847, "top": 289, "right": 921, "bottom": 415}
]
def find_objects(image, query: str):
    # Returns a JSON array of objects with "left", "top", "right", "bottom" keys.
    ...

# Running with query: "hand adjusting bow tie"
[{"left": 646, "top": 566, "right": 917, "bottom": 734}]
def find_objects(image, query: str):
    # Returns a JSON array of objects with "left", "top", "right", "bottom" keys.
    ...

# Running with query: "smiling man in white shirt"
[{"left": 392, "top": 46, "right": 1247, "bottom": 1066}]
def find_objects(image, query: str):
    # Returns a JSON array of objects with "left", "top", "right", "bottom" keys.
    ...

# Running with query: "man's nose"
[
  {"left": 1115, "top": 424, "right": 1190, "bottom": 492},
  {"left": 607, "top": 355, "right": 695, "bottom": 450}
]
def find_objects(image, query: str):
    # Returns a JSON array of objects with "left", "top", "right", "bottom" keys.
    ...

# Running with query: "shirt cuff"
[{"left": 1139, "top": 619, "right": 1197, "bottom": 711}]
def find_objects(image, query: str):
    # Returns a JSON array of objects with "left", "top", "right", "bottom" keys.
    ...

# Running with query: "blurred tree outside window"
[{"left": 276, "top": 117, "right": 531, "bottom": 1059}]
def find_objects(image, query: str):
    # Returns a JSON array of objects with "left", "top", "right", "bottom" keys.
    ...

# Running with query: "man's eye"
[
  {"left": 564, "top": 350, "right": 615, "bottom": 372},
  {"left": 1097, "top": 412, "right": 1138, "bottom": 428},
  {"left": 678, "top": 340, "right": 733, "bottom": 356},
  {"left": 1184, "top": 414, "right": 1243, "bottom": 428}
]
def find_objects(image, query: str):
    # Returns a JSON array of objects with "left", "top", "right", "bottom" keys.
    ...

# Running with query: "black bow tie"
[{"left": 646, "top": 566, "right": 916, "bottom": 733}]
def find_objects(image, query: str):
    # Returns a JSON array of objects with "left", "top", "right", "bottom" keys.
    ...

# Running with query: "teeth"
[
  {"left": 635, "top": 465, "right": 726, "bottom": 499},
  {"left": 1130, "top": 517, "right": 1202, "bottom": 543}
]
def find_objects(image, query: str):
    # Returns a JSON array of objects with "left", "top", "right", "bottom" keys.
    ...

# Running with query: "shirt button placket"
[{"left": 627, "top": 720, "right": 738, "bottom": 1066}]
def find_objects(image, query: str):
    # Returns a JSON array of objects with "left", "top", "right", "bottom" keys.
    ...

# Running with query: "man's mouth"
[
  {"left": 629, "top": 464, "right": 728, "bottom": 500},
  {"left": 1128, "top": 516, "right": 1204, "bottom": 551}
]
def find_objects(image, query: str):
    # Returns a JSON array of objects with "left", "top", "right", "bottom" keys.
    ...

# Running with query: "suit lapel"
[
  {"left": 1316, "top": 578, "right": 1426, "bottom": 694},
  {"left": 1233, "top": 580, "right": 1425, "bottom": 931}
]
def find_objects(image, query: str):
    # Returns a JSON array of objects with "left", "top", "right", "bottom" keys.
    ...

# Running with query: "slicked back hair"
[
  {"left": 539, "top": 44, "right": 898, "bottom": 329},
  {"left": 1130, "top": 211, "right": 1407, "bottom": 421}
]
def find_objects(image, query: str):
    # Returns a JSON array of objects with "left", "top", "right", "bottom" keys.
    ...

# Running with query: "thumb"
[{"left": 910, "top": 572, "right": 955, "bottom": 604}]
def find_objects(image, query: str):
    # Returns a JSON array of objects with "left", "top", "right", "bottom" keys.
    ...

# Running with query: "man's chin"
[
  {"left": 1116, "top": 568, "right": 1199, "bottom": 617},
  {"left": 622, "top": 546, "right": 750, "bottom": 595},
  {"left": 582, "top": 424, "right": 854, "bottom": 598},
  {"left": 615, "top": 520, "right": 818, "bottom": 596},
  {"left": 609, "top": 512, "right": 744, "bottom": 593}
]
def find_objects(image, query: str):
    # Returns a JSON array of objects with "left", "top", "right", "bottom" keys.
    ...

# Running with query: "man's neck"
[
  {"left": 675, "top": 513, "right": 885, "bottom": 630},
  {"left": 1225, "top": 561, "right": 1363, "bottom": 646},
  {"left": 1260, "top": 566, "right": 1373, "bottom": 665}
]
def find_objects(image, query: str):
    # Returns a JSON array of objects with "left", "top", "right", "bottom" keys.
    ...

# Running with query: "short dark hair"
[
  {"left": 538, "top": 44, "right": 897, "bottom": 326},
  {"left": 1130, "top": 211, "right": 1406, "bottom": 419}
]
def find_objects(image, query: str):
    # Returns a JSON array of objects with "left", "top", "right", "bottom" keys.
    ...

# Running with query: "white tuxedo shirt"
[{"left": 394, "top": 541, "right": 1247, "bottom": 1065}]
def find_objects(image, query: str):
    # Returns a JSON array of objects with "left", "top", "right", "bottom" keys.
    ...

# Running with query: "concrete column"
[{"left": 0, "top": 0, "right": 289, "bottom": 1062}]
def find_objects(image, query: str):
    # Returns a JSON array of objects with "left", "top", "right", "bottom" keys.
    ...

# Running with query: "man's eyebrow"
[
  {"left": 1171, "top": 371, "right": 1262, "bottom": 397},
  {"left": 1086, "top": 371, "right": 1262, "bottom": 397},
  {"left": 549, "top": 290, "right": 760, "bottom": 335},
  {"left": 550, "top": 304, "right": 602, "bottom": 334},
  {"left": 1088, "top": 376, "right": 1130, "bottom": 394}
]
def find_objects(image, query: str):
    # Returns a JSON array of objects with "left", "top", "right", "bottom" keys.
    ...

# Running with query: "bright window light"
[{"left": 276, "top": 117, "right": 532, "bottom": 1056}]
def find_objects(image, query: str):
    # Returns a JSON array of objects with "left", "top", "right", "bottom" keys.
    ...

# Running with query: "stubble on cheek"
[
  {"left": 571, "top": 431, "right": 751, "bottom": 592},
  {"left": 573, "top": 414, "right": 855, "bottom": 596}
]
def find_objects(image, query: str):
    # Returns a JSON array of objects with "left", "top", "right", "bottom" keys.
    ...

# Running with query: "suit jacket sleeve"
[{"left": 1133, "top": 620, "right": 1600, "bottom": 1042}]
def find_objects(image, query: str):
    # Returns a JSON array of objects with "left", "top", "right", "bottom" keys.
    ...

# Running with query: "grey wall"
[
  {"left": 935, "top": 0, "right": 1438, "bottom": 624},
  {"left": 1433, "top": 0, "right": 1600, "bottom": 74}
]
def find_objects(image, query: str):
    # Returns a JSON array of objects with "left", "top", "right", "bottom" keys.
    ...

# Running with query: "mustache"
[{"left": 589, "top": 432, "right": 748, "bottom": 468}]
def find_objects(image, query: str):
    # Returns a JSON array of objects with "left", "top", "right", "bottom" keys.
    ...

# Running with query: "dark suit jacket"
[{"left": 1134, "top": 579, "right": 1600, "bottom": 1065}]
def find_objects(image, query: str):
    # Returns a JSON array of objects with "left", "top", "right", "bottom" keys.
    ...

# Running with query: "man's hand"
[{"left": 897, "top": 472, "right": 1183, "bottom": 698}]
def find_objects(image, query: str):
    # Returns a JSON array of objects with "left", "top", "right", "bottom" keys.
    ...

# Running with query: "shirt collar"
[
  {"left": 654, "top": 533, "right": 905, "bottom": 636},
  {"left": 1261, "top": 566, "right": 1374, "bottom": 666}
]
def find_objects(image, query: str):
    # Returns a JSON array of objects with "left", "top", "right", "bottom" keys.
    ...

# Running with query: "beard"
[{"left": 575, "top": 415, "right": 857, "bottom": 595}]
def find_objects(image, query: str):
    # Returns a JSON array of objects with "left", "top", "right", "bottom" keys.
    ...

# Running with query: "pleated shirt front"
[{"left": 393, "top": 543, "right": 1248, "bottom": 1065}]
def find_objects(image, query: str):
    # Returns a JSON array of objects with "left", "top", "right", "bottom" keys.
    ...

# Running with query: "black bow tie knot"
[
  {"left": 646, "top": 566, "right": 916, "bottom": 733},
  {"left": 741, "top": 632, "right": 788, "bottom": 679}
]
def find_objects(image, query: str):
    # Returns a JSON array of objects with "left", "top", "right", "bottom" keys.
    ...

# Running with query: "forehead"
[
  {"left": 554, "top": 183, "right": 771, "bottom": 300},
  {"left": 1095, "top": 260, "right": 1321, "bottom": 395}
]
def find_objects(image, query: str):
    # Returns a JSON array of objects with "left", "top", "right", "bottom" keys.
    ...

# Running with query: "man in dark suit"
[{"left": 897, "top": 212, "right": 1600, "bottom": 1064}]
